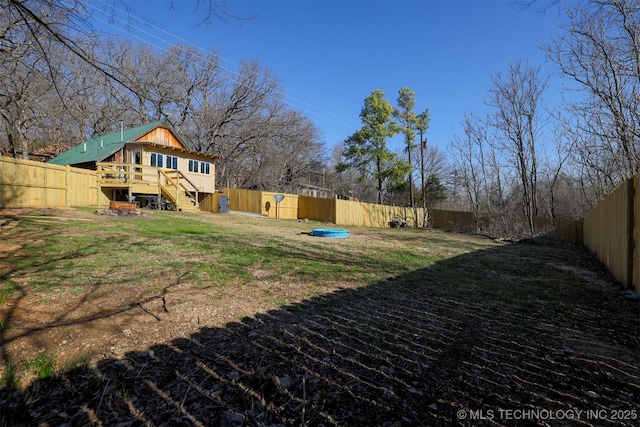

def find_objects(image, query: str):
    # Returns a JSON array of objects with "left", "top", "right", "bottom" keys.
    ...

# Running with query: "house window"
[
  {"left": 201, "top": 162, "right": 210, "bottom": 174},
  {"left": 166, "top": 155, "right": 178, "bottom": 170},
  {"left": 188, "top": 159, "right": 211, "bottom": 174},
  {"left": 150, "top": 153, "right": 165, "bottom": 168}
]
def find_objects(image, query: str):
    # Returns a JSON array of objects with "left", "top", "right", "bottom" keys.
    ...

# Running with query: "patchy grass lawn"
[{"left": 0, "top": 207, "right": 638, "bottom": 426}]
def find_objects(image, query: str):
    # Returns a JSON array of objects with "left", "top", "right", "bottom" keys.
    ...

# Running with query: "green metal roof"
[{"left": 48, "top": 120, "right": 186, "bottom": 166}]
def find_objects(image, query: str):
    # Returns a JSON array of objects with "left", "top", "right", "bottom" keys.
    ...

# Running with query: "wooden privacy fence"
[
  {"left": 298, "top": 195, "right": 336, "bottom": 224},
  {"left": 0, "top": 157, "right": 108, "bottom": 208},
  {"left": 533, "top": 217, "right": 584, "bottom": 245},
  {"left": 335, "top": 199, "right": 426, "bottom": 228},
  {"left": 583, "top": 176, "right": 638, "bottom": 293},
  {"left": 430, "top": 210, "right": 475, "bottom": 231},
  {"left": 201, "top": 188, "right": 299, "bottom": 219},
  {"left": 204, "top": 191, "right": 428, "bottom": 228},
  {"left": 301, "top": 196, "right": 428, "bottom": 228}
]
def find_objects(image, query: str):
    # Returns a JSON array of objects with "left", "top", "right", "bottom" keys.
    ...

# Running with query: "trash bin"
[{"left": 219, "top": 196, "right": 230, "bottom": 213}]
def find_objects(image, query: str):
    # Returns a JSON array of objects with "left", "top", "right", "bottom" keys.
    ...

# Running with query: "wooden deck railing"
[
  {"left": 97, "top": 162, "right": 154, "bottom": 184},
  {"left": 97, "top": 162, "right": 200, "bottom": 209}
]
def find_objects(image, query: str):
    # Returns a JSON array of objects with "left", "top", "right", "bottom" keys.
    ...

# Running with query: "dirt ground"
[
  {"left": 1, "top": 208, "right": 639, "bottom": 426},
  {"left": 0, "top": 208, "right": 347, "bottom": 383}
]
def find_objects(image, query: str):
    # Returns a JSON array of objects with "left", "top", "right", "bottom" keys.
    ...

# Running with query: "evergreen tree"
[{"left": 338, "top": 89, "right": 409, "bottom": 204}]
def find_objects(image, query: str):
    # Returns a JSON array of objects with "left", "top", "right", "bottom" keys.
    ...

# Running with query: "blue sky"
[{"left": 88, "top": 0, "right": 570, "bottom": 156}]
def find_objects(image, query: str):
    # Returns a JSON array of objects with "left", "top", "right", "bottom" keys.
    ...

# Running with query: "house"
[{"left": 48, "top": 120, "right": 219, "bottom": 211}]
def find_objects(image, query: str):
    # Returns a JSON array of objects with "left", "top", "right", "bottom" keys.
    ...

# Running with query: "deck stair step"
[{"left": 161, "top": 185, "right": 199, "bottom": 211}]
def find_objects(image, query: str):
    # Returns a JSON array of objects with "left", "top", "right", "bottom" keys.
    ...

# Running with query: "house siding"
[
  {"left": 137, "top": 128, "right": 184, "bottom": 149},
  {"left": 136, "top": 146, "right": 215, "bottom": 194}
]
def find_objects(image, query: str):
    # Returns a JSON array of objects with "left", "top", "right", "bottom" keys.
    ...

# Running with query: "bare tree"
[
  {"left": 449, "top": 115, "right": 484, "bottom": 231},
  {"left": 547, "top": 0, "right": 640, "bottom": 185},
  {"left": 486, "top": 60, "right": 549, "bottom": 236},
  {"left": 188, "top": 60, "right": 287, "bottom": 188},
  {"left": 55, "top": 40, "right": 136, "bottom": 140},
  {"left": 1, "top": 1, "right": 57, "bottom": 158},
  {"left": 1, "top": 1, "right": 327, "bottom": 192},
  {"left": 247, "top": 110, "right": 325, "bottom": 192},
  {"left": 0, "top": 0, "right": 236, "bottom": 154},
  {"left": 2, "top": 0, "right": 233, "bottom": 91},
  {"left": 544, "top": 110, "right": 606, "bottom": 218}
]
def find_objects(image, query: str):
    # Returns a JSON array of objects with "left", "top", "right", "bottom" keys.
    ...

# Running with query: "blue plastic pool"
[{"left": 310, "top": 228, "right": 349, "bottom": 238}]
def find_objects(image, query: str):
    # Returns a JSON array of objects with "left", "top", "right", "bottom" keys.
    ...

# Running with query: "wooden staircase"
[
  {"left": 161, "top": 186, "right": 199, "bottom": 211},
  {"left": 159, "top": 170, "right": 200, "bottom": 212}
]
